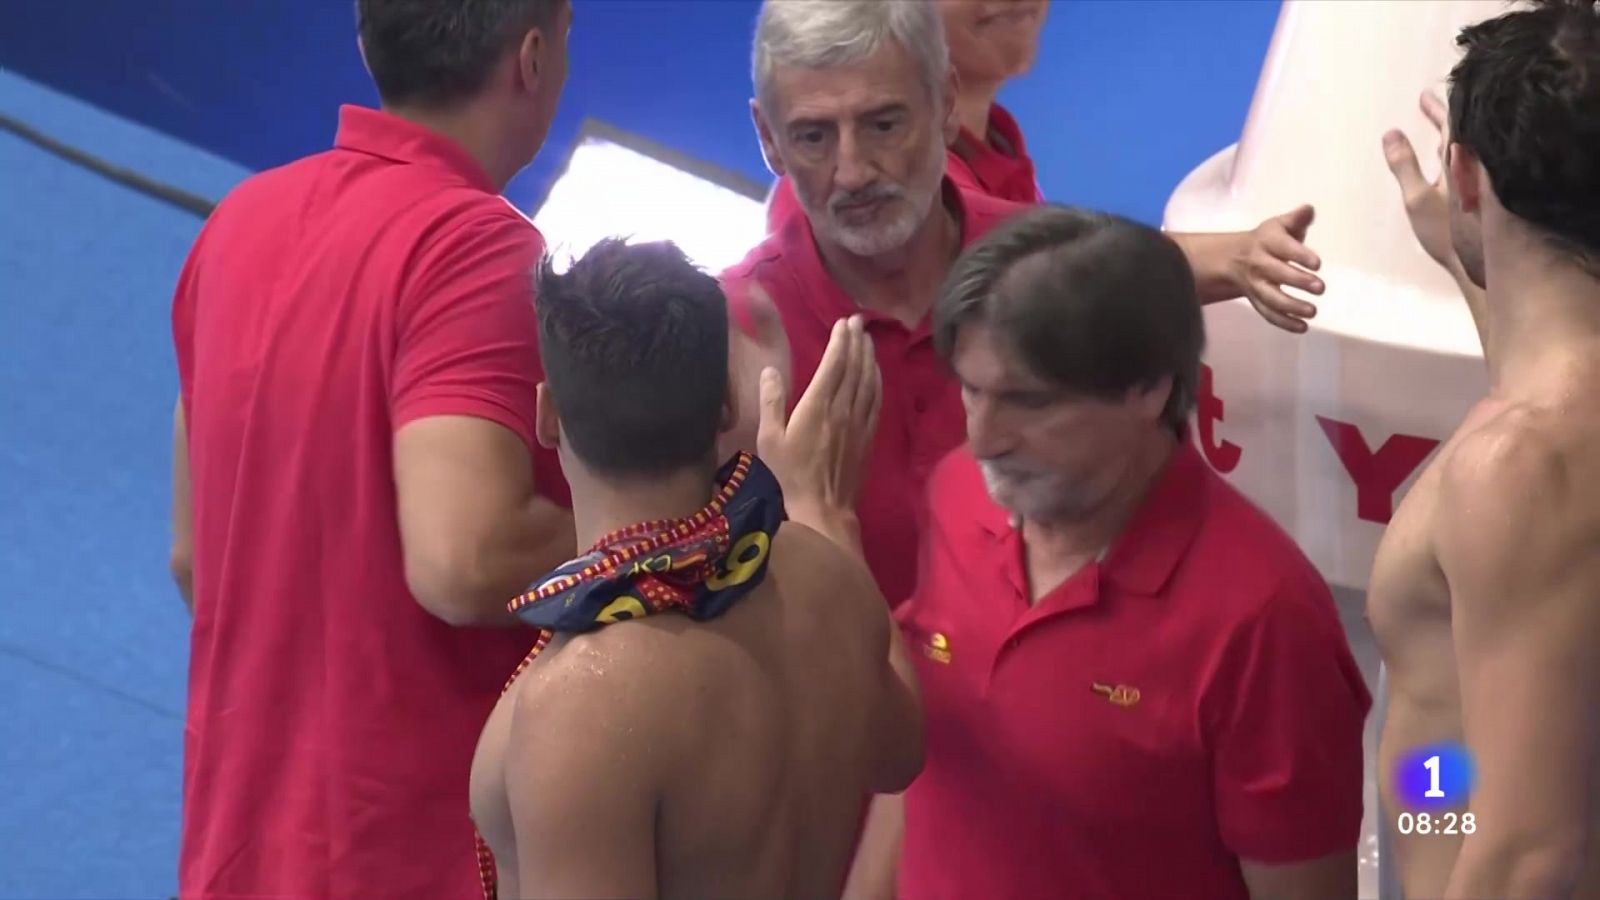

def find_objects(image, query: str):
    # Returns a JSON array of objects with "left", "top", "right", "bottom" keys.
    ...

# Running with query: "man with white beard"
[
  {"left": 723, "top": 0, "right": 1331, "bottom": 611},
  {"left": 875, "top": 204, "right": 1372, "bottom": 900}
]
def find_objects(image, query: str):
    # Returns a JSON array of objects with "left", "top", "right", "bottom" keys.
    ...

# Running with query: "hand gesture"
[
  {"left": 1234, "top": 204, "right": 1327, "bottom": 333},
  {"left": 1383, "top": 91, "right": 1456, "bottom": 269},
  {"left": 756, "top": 315, "right": 881, "bottom": 517},
  {"left": 721, "top": 279, "right": 792, "bottom": 458}
]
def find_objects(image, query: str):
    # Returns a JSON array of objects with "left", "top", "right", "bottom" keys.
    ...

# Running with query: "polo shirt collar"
[
  {"left": 975, "top": 438, "right": 1207, "bottom": 599},
  {"left": 333, "top": 104, "right": 498, "bottom": 194},
  {"left": 952, "top": 103, "right": 1042, "bottom": 205},
  {"left": 777, "top": 177, "right": 973, "bottom": 333}
]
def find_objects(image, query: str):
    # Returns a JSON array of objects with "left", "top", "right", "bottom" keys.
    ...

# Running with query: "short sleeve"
[
  {"left": 391, "top": 210, "right": 546, "bottom": 454},
  {"left": 1206, "top": 579, "right": 1372, "bottom": 863}
]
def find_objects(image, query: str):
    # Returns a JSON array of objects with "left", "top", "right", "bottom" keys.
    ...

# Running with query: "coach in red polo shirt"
[
  {"left": 885, "top": 205, "right": 1371, "bottom": 899},
  {"left": 168, "top": 2, "right": 574, "bottom": 898},
  {"left": 724, "top": 0, "right": 1026, "bottom": 607}
]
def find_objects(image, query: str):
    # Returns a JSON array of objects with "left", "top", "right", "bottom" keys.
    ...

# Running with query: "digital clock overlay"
[{"left": 1392, "top": 741, "right": 1476, "bottom": 812}]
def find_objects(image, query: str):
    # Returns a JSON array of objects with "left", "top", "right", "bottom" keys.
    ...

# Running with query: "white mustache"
[
  {"left": 829, "top": 186, "right": 903, "bottom": 215},
  {"left": 979, "top": 460, "right": 1053, "bottom": 482}
]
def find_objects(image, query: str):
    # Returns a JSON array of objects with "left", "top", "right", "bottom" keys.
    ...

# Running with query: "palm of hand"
[{"left": 1385, "top": 91, "right": 1458, "bottom": 270}]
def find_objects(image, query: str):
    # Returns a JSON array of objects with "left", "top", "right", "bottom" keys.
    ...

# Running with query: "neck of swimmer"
[
  {"left": 815, "top": 197, "right": 961, "bottom": 327},
  {"left": 565, "top": 462, "right": 719, "bottom": 553},
  {"left": 1481, "top": 226, "right": 1600, "bottom": 400}
]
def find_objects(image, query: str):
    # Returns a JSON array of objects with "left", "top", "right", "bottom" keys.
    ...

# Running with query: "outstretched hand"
[
  {"left": 1233, "top": 204, "right": 1326, "bottom": 333},
  {"left": 1383, "top": 91, "right": 1456, "bottom": 269},
  {"left": 756, "top": 315, "right": 881, "bottom": 519}
]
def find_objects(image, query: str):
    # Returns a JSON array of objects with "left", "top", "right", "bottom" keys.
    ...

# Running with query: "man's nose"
[{"left": 833, "top": 128, "right": 875, "bottom": 193}]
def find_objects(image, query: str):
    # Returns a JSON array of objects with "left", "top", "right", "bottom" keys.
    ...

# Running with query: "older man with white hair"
[
  {"left": 725, "top": 0, "right": 1332, "bottom": 612},
  {"left": 724, "top": 0, "right": 1026, "bottom": 612}
]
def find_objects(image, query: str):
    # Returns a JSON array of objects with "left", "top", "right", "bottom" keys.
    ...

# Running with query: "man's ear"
[
  {"left": 751, "top": 99, "right": 787, "bottom": 178},
  {"left": 942, "top": 67, "right": 962, "bottom": 146},
  {"left": 514, "top": 26, "right": 547, "bottom": 96},
  {"left": 1446, "top": 141, "right": 1482, "bottom": 214},
  {"left": 535, "top": 382, "right": 560, "bottom": 450}
]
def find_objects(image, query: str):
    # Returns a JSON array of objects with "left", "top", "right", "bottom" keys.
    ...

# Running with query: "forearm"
[
  {"left": 470, "top": 499, "right": 577, "bottom": 626},
  {"left": 842, "top": 792, "right": 905, "bottom": 900},
  {"left": 1168, "top": 231, "right": 1247, "bottom": 305},
  {"left": 1444, "top": 839, "right": 1583, "bottom": 900},
  {"left": 411, "top": 498, "right": 575, "bottom": 628},
  {"left": 170, "top": 552, "right": 195, "bottom": 614}
]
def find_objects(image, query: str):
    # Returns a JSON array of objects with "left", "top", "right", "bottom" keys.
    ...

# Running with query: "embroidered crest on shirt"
[{"left": 1091, "top": 682, "right": 1142, "bottom": 708}]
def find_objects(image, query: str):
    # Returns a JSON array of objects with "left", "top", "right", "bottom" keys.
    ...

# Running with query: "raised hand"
[
  {"left": 755, "top": 315, "right": 881, "bottom": 519},
  {"left": 721, "top": 279, "right": 792, "bottom": 459},
  {"left": 1233, "top": 204, "right": 1327, "bottom": 333},
  {"left": 1383, "top": 91, "right": 1455, "bottom": 269}
]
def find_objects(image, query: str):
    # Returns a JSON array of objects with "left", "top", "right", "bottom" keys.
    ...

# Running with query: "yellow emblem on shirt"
[{"left": 1091, "top": 682, "right": 1141, "bottom": 707}]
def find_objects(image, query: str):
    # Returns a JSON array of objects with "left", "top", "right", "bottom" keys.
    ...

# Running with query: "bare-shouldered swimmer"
[
  {"left": 470, "top": 239, "right": 920, "bottom": 899},
  {"left": 1375, "top": 3, "right": 1600, "bottom": 896}
]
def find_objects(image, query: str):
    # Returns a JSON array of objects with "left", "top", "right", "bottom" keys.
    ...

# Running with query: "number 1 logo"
[{"left": 1393, "top": 741, "right": 1476, "bottom": 811}]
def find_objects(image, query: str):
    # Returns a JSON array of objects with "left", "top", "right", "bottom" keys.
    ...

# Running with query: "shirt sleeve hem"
[{"left": 393, "top": 393, "right": 538, "bottom": 458}]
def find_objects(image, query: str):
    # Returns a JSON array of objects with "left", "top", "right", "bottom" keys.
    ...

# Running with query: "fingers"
[
  {"left": 1419, "top": 91, "right": 1447, "bottom": 132},
  {"left": 830, "top": 317, "right": 868, "bottom": 422},
  {"left": 802, "top": 317, "right": 852, "bottom": 416},
  {"left": 1251, "top": 263, "right": 1320, "bottom": 310},
  {"left": 1259, "top": 225, "right": 1323, "bottom": 276},
  {"left": 850, "top": 318, "right": 878, "bottom": 426},
  {"left": 754, "top": 365, "right": 789, "bottom": 451},
  {"left": 864, "top": 341, "right": 883, "bottom": 442},
  {"left": 1248, "top": 290, "right": 1312, "bottom": 334},
  {"left": 1382, "top": 129, "right": 1431, "bottom": 202},
  {"left": 1272, "top": 204, "right": 1317, "bottom": 244}
]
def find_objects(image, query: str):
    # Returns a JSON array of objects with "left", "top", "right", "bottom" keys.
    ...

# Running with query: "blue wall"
[{"left": 0, "top": 0, "right": 1282, "bottom": 224}]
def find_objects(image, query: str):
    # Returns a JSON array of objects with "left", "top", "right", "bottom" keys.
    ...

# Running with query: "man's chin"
[{"left": 830, "top": 220, "right": 918, "bottom": 257}]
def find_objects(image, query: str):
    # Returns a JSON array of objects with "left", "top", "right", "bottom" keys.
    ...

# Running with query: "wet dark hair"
[
  {"left": 536, "top": 239, "right": 730, "bottom": 478},
  {"left": 1449, "top": 0, "right": 1600, "bottom": 265}
]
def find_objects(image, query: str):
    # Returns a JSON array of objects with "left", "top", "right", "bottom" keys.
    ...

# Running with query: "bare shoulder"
[
  {"left": 1438, "top": 404, "right": 1585, "bottom": 525},
  {"left": 1436, "top": 403, "right": 1599, "bottom": 594},
  {"left": 768, "top": 521, "right": 882, "bottom": 601},
  {"left": 512, "top": 623, "right": 701, "bottom": 738}
]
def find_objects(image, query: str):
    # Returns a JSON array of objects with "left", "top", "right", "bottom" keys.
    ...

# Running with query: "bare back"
[
  {"left": 1370, "top": 395, "right": 1600, "bottom": 898},
  {"left": 470, "top": 522, "right": 912, "bottom": 899}
]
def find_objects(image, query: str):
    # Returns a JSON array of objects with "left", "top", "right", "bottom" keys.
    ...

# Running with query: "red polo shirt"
[
  {"left": 723, "top": 182, "right": 1023, "bottom": 606},
  {"left": 172, "top": 105, "right": 567, "bottom": 900},
  {"left": 947, "top": 103, "right": 1044, "bottom": 206},
  {"left": 764, "top": 103, "right": 1043, "bottom": 231},
  {"left": 894, "top": 442, "right": 1371, "bottom": 899}
]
